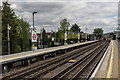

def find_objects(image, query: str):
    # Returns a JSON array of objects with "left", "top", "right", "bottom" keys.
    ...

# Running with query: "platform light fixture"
[{"left": 33, "top": 12, "right": 37, "bottom": 31}]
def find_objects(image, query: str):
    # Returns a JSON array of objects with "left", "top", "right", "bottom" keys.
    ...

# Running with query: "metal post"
[
  {"left": 55, "top": 30, "right": 56, "bottom": 42},
  {"left": 65, "top": 24, "right": 66, "bottom": 44},
  {"left": 78, "top": 26, "right": 80, "bottom": 43},
  {"left": 68, "top": 32, "right": 69, "bottom": 39},
  {"left": 32, "top": 12, "right": 37, "bottom": 50},
  {"left": 41, "top": 28, "right": 43, "bottom": 48},
  {"left": 33, "top": 12, "right": 37, "bottom": 31},
  {"left": 8, "top": 24, "right": 10, "bottom": 55},
  {"left": 31, "top": 28, "right": 32, "bottom": 50},
  {"left": 33, "top": 13, "right": 34, "bottom": 30},
  {"left": 21, "top": 18, "right": 23, "bottom": 52},
  {"left": 42, "top": 28, "right": 44, "bottom": 48},
  {"left": 85, "top": 28, "right": 87, "bottom": 41},
  {"left": 72, "top": 32, "right": 73, "bottom": 39},
  {"left": 64, "top": 24, "right": 67, "bottom": 45}
]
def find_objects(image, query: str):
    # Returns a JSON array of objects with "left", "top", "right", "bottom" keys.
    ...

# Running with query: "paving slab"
[
  {"left": 94, "top": 41, "right": 111, "bottom": 78},
  {"left": 93, "top": 40, "right": 119, "bottom": 78},
  {"left": 118, "top": 40, "right": 120, "bottom": 78},
  {"left": 112, "top": 40, "right": 118, "bottom": 78}
]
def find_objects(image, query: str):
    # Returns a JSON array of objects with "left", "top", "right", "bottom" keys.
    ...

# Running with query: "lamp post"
[
  {"left": 33, "top": 12, "right": 37, "bottom": 31},
  {"left": 78, "top": 26, "right": 80, "bottom": 43},
  {"left": 8, "top": 24, "right": 11, "bottom": 55},
  {"left": 85, "top": 28, "right": 87, "bottom": 41},
  {"left": 32, "top": 12, "right": 37, "bottom": 50},
  {"left": 55, "top": 30, "right": 56, "bottom": 42}
]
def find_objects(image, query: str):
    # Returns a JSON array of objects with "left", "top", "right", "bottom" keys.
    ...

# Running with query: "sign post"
[
  {"left": 32, "top": 31, "right": 37, "bottom": 42},
  {"left": 8, "top": 24, "right": 11, "bottom": 54},
  {"left": 78, "top": 32, "right": 80, "bottom": 43},
  {"left": 64, "top": 32, "right": 67, "bottom": 45},
  {"left": 64, "top": 24, "right": 67, "bottom": 45},
  {"left": 31, "top": 30, "right": 37, "bottom": 50}
]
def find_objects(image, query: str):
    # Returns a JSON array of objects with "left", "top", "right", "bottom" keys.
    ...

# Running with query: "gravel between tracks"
[
  {"left": 39, "top": 44, "right": 101, "bottom": 79},
  {"left": 46, "top": 41, "right": 109, "bottom": 80},
  {"left": 2, "top": 41, "right": 102, "bottom": 80},
  {"left": 38, "top": 41, "right": 107, "bottom": 79}
]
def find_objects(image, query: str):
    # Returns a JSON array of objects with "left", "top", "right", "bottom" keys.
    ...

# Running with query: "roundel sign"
[
  {"left": 32, "top": 31, "right": 37, "bottom": 42},
  {"left": 33, "top": 34, "right": 36, "bottom": 40},
  {"left": 65, "top": 33, "right": 67, "bottom": 40}
]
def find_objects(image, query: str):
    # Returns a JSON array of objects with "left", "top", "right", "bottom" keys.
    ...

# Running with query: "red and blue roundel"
[{"left": 33, "top": 34, "right": 36, "bottom": 40}]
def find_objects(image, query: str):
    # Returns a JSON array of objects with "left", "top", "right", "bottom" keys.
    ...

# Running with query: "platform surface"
[
  {"left": 0, "top": 40, "right": 97, "bottom": 64},
  {"left": 93, "top": 40, "right": 119, "bottom": 78},
  {"left": 118, "top": 40, "right": 120, "bottom": 78}
]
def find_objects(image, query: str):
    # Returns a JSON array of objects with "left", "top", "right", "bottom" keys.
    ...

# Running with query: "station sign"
[
  {"left": 32, "top": 31, "right": 37, "bottom": 42},
  {"left": 65, "top": 33, "right": 67, "bottom": 40},
  {"left": 78, "top": 33, "right": 80, "bottom": 40},
  {"left": 52, "top": 37, "right": 54, "bottom": 41}
]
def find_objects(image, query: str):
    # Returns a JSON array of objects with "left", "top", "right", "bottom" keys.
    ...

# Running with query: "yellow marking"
[
  {"left": 64, "top": 43, "right": 68, "bottom": 45},
  {"left": 32, "top": 46, "right": 37, "bottom": 48},
  {"left": 0, "top": 48, "right": 56, "bottom": 61},
  {"left": 107, "top": 41, "right": 113, "bottom": 78},
  {"left": 69, "top": 60, "right": 76, "bottom": 63},
  {"left": 0, "top": 41, "right": 95, "bottom": 62}
]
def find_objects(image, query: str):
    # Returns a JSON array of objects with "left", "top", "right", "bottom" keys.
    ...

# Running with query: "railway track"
[
  {"left": 49, "top": 40, "right": 109, "bottom": 80},
  {"left": 2, "top": 40, "right": 108, "bottom": 80}
]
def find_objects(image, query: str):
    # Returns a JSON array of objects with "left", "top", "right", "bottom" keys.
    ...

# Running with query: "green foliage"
[
  {"left": 2, "top": 2, "right": 30, "bottom": 55},
  {"left": 57, "top": 19, "right": 81, "bottom": 40},
  {"left": 42, "top": 28, "right": 49, "bottom": 45},
  {"left": 0, "top": 6, "right": 2, "bottom": 56},
  {"left": 2, "top": 2, "right": 17, "bottom": 54},
  {"left": 57, "top": 18, "right": 70, "bottom": 40},
  {"left": 93, "top": 28, "right": 103, "bottom": 35},
  {"left": 17, "top": 18, "right": 30, "bottom": 51},
  {"left": 60, "top": 18, "right": 70, "bottom": 32},
  {"left": 58, "top": 28, "right": 64, "bottom": 39},
  {"left": 93, "top": 28, "right": 103, "bottom": 39},
  {"left": 71, "top": 23, "right": 81, "bottom": 33}
]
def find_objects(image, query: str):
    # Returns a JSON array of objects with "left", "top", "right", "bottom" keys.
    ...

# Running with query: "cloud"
[
  {"left": 4, "top": 1, "right": 117, "bottom": 33},
  {"left": 7, "top": 0, "right": 120, "bottom": 2}
]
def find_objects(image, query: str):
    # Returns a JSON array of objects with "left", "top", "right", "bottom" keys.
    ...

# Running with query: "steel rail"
[
  {"left": 26, "top": 41, "right": 103, "bottom": 80},
  {"left": 71, "top": 41, "right": 109, "bottom": 80},
  {"left": 49, "top": 41, "right": 109, "bottom": 80},
  {"left": 5, "top": 41, "right": 103, "bottom": 80}
]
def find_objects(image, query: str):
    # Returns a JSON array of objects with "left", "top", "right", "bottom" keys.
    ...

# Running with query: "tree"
[
  {"left": 93, "top": 28, "right": 103, "bottom": 39},
  {"left": 0, "top": 6, "right": 2, "bottom": 55},
  {"left": 42, "top": 28, "right": 49, "bottom": 45},
  {"left": 2, "top": 2, "right": 31, "bottom": 55},
  {"left": 17, "top": 18, "right": 30, "bottom": 51},
  {"left": 58, "top": 28, "right": 64, "bottom": 39},
  {"left": 58, "top": 18, "right": 70, "bottom": 40},
  {"left": 60, "top": 18, "right": 70, "bottom": 32},
  {"left": 71, "top": 23, "right": 81, "bottom": 33},
  {"left": 2, "top": 2, "right": 19, "bottom": 54}
]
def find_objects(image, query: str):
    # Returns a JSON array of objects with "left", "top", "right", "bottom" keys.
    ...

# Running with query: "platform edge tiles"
[{"left": 0, "top": 40, "right": 98, "bottom": 64}]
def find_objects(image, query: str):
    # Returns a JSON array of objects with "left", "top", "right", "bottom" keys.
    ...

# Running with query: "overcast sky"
[{"left": 1, "top": 0, "right": 119, "bottom": 33}]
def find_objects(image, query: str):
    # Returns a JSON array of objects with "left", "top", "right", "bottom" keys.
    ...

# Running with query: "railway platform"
[
  {"left": 1, "top": 40, "right": 98, "bottom": 72},
  {"left": 91, "top": 40, "right": 119, "bottom": 78}
]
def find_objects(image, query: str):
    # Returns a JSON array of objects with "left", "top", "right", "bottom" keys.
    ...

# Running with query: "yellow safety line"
[
  {"left": 0, "top": 48, "right": 54, "bottom": 61},
  {"left": 107, "top": 41, "right": 113, "bottom": 78},
  {"left": 32, "top": 46, "right": 37, "bottom": 48},
  {"left": 0, "top": 46, "right": 67, "bottom": 61},
  {"left": 1, "top": 47, "right": 63, "bottom": 61}
]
